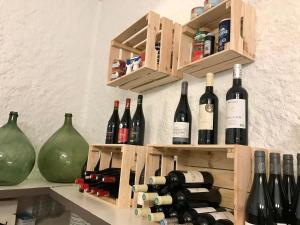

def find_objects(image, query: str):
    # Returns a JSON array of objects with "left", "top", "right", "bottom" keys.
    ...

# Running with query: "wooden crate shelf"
[
  {"left": 107, "top": 11, "right": 182, "bottom": 93},
  {"left": 86, "top": 144, "right": 147, "bottom": 208},
  {"left": 144, "top": 144, "right": 253, "bottom": 225},
  {"left": 178, "top": 0, "right": 255, "bottom": 78}
]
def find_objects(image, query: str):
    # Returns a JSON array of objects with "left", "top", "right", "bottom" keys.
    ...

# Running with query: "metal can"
[
  {"left": 192, "top": 30, "right": 208, "bottom": 62},
  {"left": 204, "top": 33, "right": 215, "bottom": 57},
  {"left": 191, "top": 7, "right": 204, "bottom": 20},
  {"left": 218, "top": 18, "right": 231, "bottom": 52}
]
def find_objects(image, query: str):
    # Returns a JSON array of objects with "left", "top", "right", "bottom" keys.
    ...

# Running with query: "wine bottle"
[
  {"left": 225, "top": 64, "right": 248, "bottom": 145},
  {"left": 148, "top": 170, "right": 213, "bottom": 190},
  {"left": 118, "top": 98, "right": 131, "bottom": 144},
  {"left": 173, "top": 81, "right": 192, "bottom": 144},
  {"left": 282, "top": 154, "right": 296, "bottom": 224},
  {"left": 198, "top": 73, "right": 219, "bottom": 144},
  {"left": 129, "top": 95, "right": 145, "bottom": 145},
  {"left": 245, "top": 151, "right": 274, "bottom": 225},
  {"left": 193, "top": 211, "right": 234, "bottom": 225},
  {"left": 294, "top": 153, "right": 300, "bottom": 225},
  {"left": 178, "top": 207, "right": 218, "bottom": 224},
  {"left": 148, "top": 205, "right": 178, "bottom": 222},
  {"left": 268, "top": 153, "right": 289, "bottom": 224},
  {"left": 155, "top": 188, "right": 221, "bottom": 208},
  {"left": 105, "top": 100, "right": 120, "bottom": 144}
]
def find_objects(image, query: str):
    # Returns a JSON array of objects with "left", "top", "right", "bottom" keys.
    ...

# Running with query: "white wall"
[{"left": 85, "top": 0, "right": 300, "bottom": 156}]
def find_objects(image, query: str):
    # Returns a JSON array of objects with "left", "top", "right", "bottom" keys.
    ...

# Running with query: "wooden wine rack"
[
  {"left": 86, "top": 144, "right": 147, "bottom": 208},
  {"left": 144, "top": 144, "right": 254, "bottom": 225}
]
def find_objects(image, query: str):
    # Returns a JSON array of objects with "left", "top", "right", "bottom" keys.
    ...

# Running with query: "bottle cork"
[
  {"left": 154, "top": 195, "right": 173, "bottom": 205},
  {"left": 135, "top": 208, "right": 151, "bottom": 217},
  {"left": 148, "top": 212, "right": 165, "bottom": 221},
  {"left": 148, "top": 176, "right": 166, "bottom": 185},
  {"left": 132, "top": 184, "right": 148, "bottom": 192},
  {"left": 142, "top": 192, "right": 158, "bottom": 201},
  {"left": 206, "top": 73, "right": 214, "bottom": 87}
]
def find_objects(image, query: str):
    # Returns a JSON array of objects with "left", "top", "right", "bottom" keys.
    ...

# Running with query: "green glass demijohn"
[
  {"left": 38, "top": 113, "right": 88, "bottom": 183},
  {"left": 0, "top": 112, "right": 36, "bottom": 186}
]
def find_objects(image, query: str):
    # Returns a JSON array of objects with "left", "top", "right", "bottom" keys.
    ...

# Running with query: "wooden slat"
[
  {"left": 172, "top": 23, "right": 183, "bottom": 79},
  {"left": 111, "top": 152, "right": 122, "bottom": 168},
  {"left": 87, "top": 146, "right": 100, "bottom": 171},
  {"left": 133, "top": 39, "right": 147, "bottom": 50},
  {"left": 220, "top": 188, "right": 234, "bottom": 209},
  {"left": 123, "top": 26, "right": 148, "bottom": 47},
  {"left": 99, "top": 151, "right": 111, "bottom": 171},
  {"left": 178, "top": 33, "right": 193, "bottom": 69},
  {"left": 161, "top": 155, "right": 175, "bottom": 176},
  {"left": 111, "top": 40, "right": 141, "bottom": 55},
  {"left": 114, "top": 13, "right": 148, "bottom": 43},
  {"left": 144, "top": 147, "right": 161, "bottom": 183},
  {"left": 242, "top": 1, "right": 256, "bottom": 59},
  {"left": 229, "top": 0, "right": 244, "bottom": 54}
]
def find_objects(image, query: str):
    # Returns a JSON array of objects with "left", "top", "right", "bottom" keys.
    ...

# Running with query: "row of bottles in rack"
[
  {"left": 173, "top": 63, "right": 248, "bottom": 145},
  {"left": 246, "top": 151, "right": 300, "bottom": 225},
  {"left": 133, "top": 170, "right": 233, "bottom": 225}
]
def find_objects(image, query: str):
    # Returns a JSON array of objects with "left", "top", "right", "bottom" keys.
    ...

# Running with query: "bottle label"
[
  {"left": 187, "top": 188, "right": 209, "bottom": 193},
  {"left": 194, "top": 207, "right": 216, "bottom": 213},
  {"left": 210, "top": 212, "right": 233, "bottom": 221},
  {"left": 183, "top": 171, "right": 204, "bottom": 183},
  {"left": 137, "top": 192, "right": 144, "bottom": 206},
  {"left": 226, "top": 99, "right": 246, "bottom": 129},
  {"left": 204, "top": 40, "right": 211, "bottom": 55},
  {"left": 106, "top": 131, "right": 113, "bottom": 142},
  {"left": 277, "top": 224, "right": 287, "bottom": 225},
  {"left": 118, "top": 128, "right": 129, "bottom": 143},
  {"left": 245, "top": 222, "right": 254, "bottom": 225},
  {"left": 173, "top": 122, "right": 189, "bottom": 138},
  {"left": 198, "top": 104, "right": 214, "bottom": 130},
  {"left": 129, "top": 127, "right": 141, "bottom": 144}
]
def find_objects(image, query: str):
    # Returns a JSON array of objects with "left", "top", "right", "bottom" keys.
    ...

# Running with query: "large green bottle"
[
  {"left": 38, "top": 113, "right": 88, "bottom": 183},
  {"left": 0, "top": 112, "right": 36, "bottom": 186}
]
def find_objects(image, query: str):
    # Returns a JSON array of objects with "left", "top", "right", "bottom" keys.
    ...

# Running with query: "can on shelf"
[
  {"left": 192, "top": 30, "right": 208, "bottom": 62},
  {"left": 218, "top": 18, "right": 231, "bottom": 52},
  {"left": 191, "top": 7, "right": 204, "bottom": 20},
  {"left": 204, "top": 33, "right": 215, "bottom": 57}
]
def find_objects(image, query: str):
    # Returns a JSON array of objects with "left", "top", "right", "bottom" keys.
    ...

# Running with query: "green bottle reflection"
[
  {"left": 0, "top": 112, "right": 36, "bottom": 186},
  {"left": 38, "top": 113, "right": 88, "bottom": 183}
]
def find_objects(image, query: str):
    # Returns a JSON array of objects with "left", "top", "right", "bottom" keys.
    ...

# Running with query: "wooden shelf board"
[
  {"left": 148, "top": 144, "right": 237, "bottom": 152},
  {"left": 122, "top": 26, "right": 148, "bottom": 48},
  {"left": 178, "top": 49, "right": 253, "bottom": 78},
  {"left": 186, "top": 0, "right": 231, "bottom": 29}
]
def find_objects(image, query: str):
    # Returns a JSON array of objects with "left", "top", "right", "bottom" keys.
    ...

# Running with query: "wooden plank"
[
  {"left": 161, "top": 155, "right": 175, "bottom": 176},
  {"left": 242, "top": 2, "right": 256, "bottom": 59},
  {"left": 87, "top": 146, "right": 100, "bottom": 171},
  {"left": 144, "top": 11, "right": 160, "bottom": 70},
  {"left": 117, "top": 145, "right": 136, "bottom": 208},
  {"left": 158, "top": 17, "right": 173, "bottom": 74},
  {"left": 144, "top": 147, "right": 161, "bottom": 182},
  {"left": 91, "top": 144, "right": 124, "bottom": 149},
  {"left": 178, "top": 33, "right": 193, "bottom": 68},
  {"left": 107, "top": 46, "right": 120, "bottom": 83},
  {"left": 111, "top": 40, "right": 141, "bottom": 55},
  {"left": 133, "top": 39, "right": 147, "bottom": 50},
  {"left": 182, "top": 25, "right": 197, "bottom": 38},
  {"left": 99, "top": 151, "right": 111, "bottom": 170},
  {"left": 229, "top": 0, "right": 244, "bottom": 54},
  {"left": 234, "top": 145, "right": 252, "bottom": 225},
  {"left": 123, "top": 26, "right": 148, "bottom": 47},
  {"left": 148, "top": 144, "right": 235, "bottom": 151},
  {"left": 220, "top": 188, "right": 234, "bottom": 209},
  {"left": 130, "top": 75, "right": 178, "bottom": 93},
  {"left": 111, "top": 152, "right": 123, "bottom": 168},
  {"left": 172, "top": 23, "right": 183, "bottom": 79},
  {"left": 107, "top": 67, "right": 154, "bottom": 87},
  {"left": 114, "top": 13, "right": 148, "bottom": 43}
]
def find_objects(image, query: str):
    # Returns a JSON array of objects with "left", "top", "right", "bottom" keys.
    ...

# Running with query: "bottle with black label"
[
  {"left": 204, "top": 33, "right": 215, "bottom": 57},
  {"left": 129, "top": 95, "right": 145, "bottom": 145},
  {"left": 268, "top": 153, "right": 289, "bottom": 224},
  {"left": 118, "top": 98, "right": 131, "bottom": 144},
  {"left": 225, "top": 64, "right": 248, "bottom": 145},
  {"left": 148, "top": 170, "right": 213, "bottom": 190},
  {"left": 198, "top": 73, "right": 218, "bottom": 144},
  {"left": 245, "top": 151, "right": 274, "bottom": 225},
  {"left": 173, "top": 81, "right": 192, "bottom": 144},
  {"left": 193, "top": 211, "right": 234, "bottom": 225},
  {"left": 282, "top": 154, "right": 296, "bottom": 224},
  {"left": 105, "top": 100, "right": 120, "bottom": 144}
]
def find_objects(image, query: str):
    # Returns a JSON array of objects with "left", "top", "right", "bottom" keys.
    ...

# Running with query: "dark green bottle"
[
  {"left": 38, "top": 113, "right": 88, "bottom": 183},
  {"left": 0, "top": 112, "right": 35, "bottom": 185}
]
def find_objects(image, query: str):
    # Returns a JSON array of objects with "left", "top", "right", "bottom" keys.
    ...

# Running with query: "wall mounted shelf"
[
  {"left": 107, "top": 11, "right": 182, "bottom": 93},
  {"left": 178, "top": 0, "right": 255, "bottom": 78}
]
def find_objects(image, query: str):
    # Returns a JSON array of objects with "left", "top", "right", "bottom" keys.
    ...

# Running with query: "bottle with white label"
[
  {"left": 148, "top": 170, "right": 213, "bottom": 191},
  {"left": 173, "top": 81, "right": 192, "bottom": 144},
  {"left": 198, "top": 73, "right": 219, "bottom": 144},
  {"left": 245, "top": 151, "right": 274, "bottom": 225},
  {"left": 178, "top": 207, "right": 219, "bottom": 224},
  {"left": 193, "top": 211, "right": 234, "bottom": 225},
  {"left": 154, "top": 188, "right": 221, "bottom": 209},
  {"left": 225, "top": 64, "right": 248, "bottom": 145}
]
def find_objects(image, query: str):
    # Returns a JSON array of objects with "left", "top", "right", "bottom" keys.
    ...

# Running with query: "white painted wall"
[{"left": 1, "top": 0, "right": 300, "bottom": 179}]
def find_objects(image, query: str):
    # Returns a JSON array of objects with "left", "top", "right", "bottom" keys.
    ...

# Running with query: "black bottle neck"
[
  {"left": 206, "top": 86, "right": 213, "bottom": 92},
  {"left": 283, "top": 159, "right": 294, "bottom": 176},
  {"left": 233, "top": 78, "right": 242, "bottom": 87},
  {"left": 270, "top": 155, "right": 281, "bottom": 175},
  {"left": 255, "top": 156, "right": 266, "bottom": 174}
]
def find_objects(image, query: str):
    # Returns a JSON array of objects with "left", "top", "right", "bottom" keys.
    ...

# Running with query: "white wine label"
[
  {"left": 226, "top": 99, "right": 246, "bottom": 129},
  {"left": 210, "top": 212, "right": 234, "bottom": 221},
  {"left": 187, "top": 188, "right": 209, "bottom": 193},
  {"left": 183, "top": 171, "right": 204, "bottom": 183},
  {"left": 198, "top": 104, "right": 214, "bottom": 130},
  {"left": 173, "top": 122, "right": 189, "bottom": 138},
  {"left": 204, "top": 40, "right": 211, "bottom": 55},
  {"left": 137, "top": 192, "right": 144, "bottom": 206},
  {"left": 277, "top": 224, "right": 287, "bottom": 225},
  {"left": 245, "top": 222, "right": 255, "bottom": 225},
  {"left": 194, "top": 207, "right": 216, "bottom": 213}
]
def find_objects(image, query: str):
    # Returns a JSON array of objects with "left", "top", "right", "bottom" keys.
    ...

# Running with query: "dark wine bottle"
[
  {"left": 245, "top": 151, "right": 274, "bottom": 225},
  {"left": 155, "top": 188, "right": 221, "bottom": 208},
  {"left": 105, "top": 100, "right": 120, "bottom": 144},
  {"left": 294, "top": 154, "right": 300, "bottom": 225},
  {"left": 225, "top": 64, "right": 248, "bottom": 145},
  {"left": 193, "top": 211, "right": 234, "bottom": 225},
  {"left": 268, "top": 153, "right": 289, "bottom": 224},
  {"left": 129, "top": 95, "right": 145, "bottom": 145},
  {"left": 178, "top": 207, "right": 218, "bottom": 224},
  {"left": 198, "top": 73, "right": 219, "bottom": 144},
  {"left": 118, "top": 98, "right": 131, "bottom": 144},
  {"left": 148, "top": 170, "right": 213, "bottom": 190},
  {"left": 282, "top": 154, "right": 296, "bottom": 224},
  {"left": 173, "top": 81, "right": 192, "bottom": 144}
]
